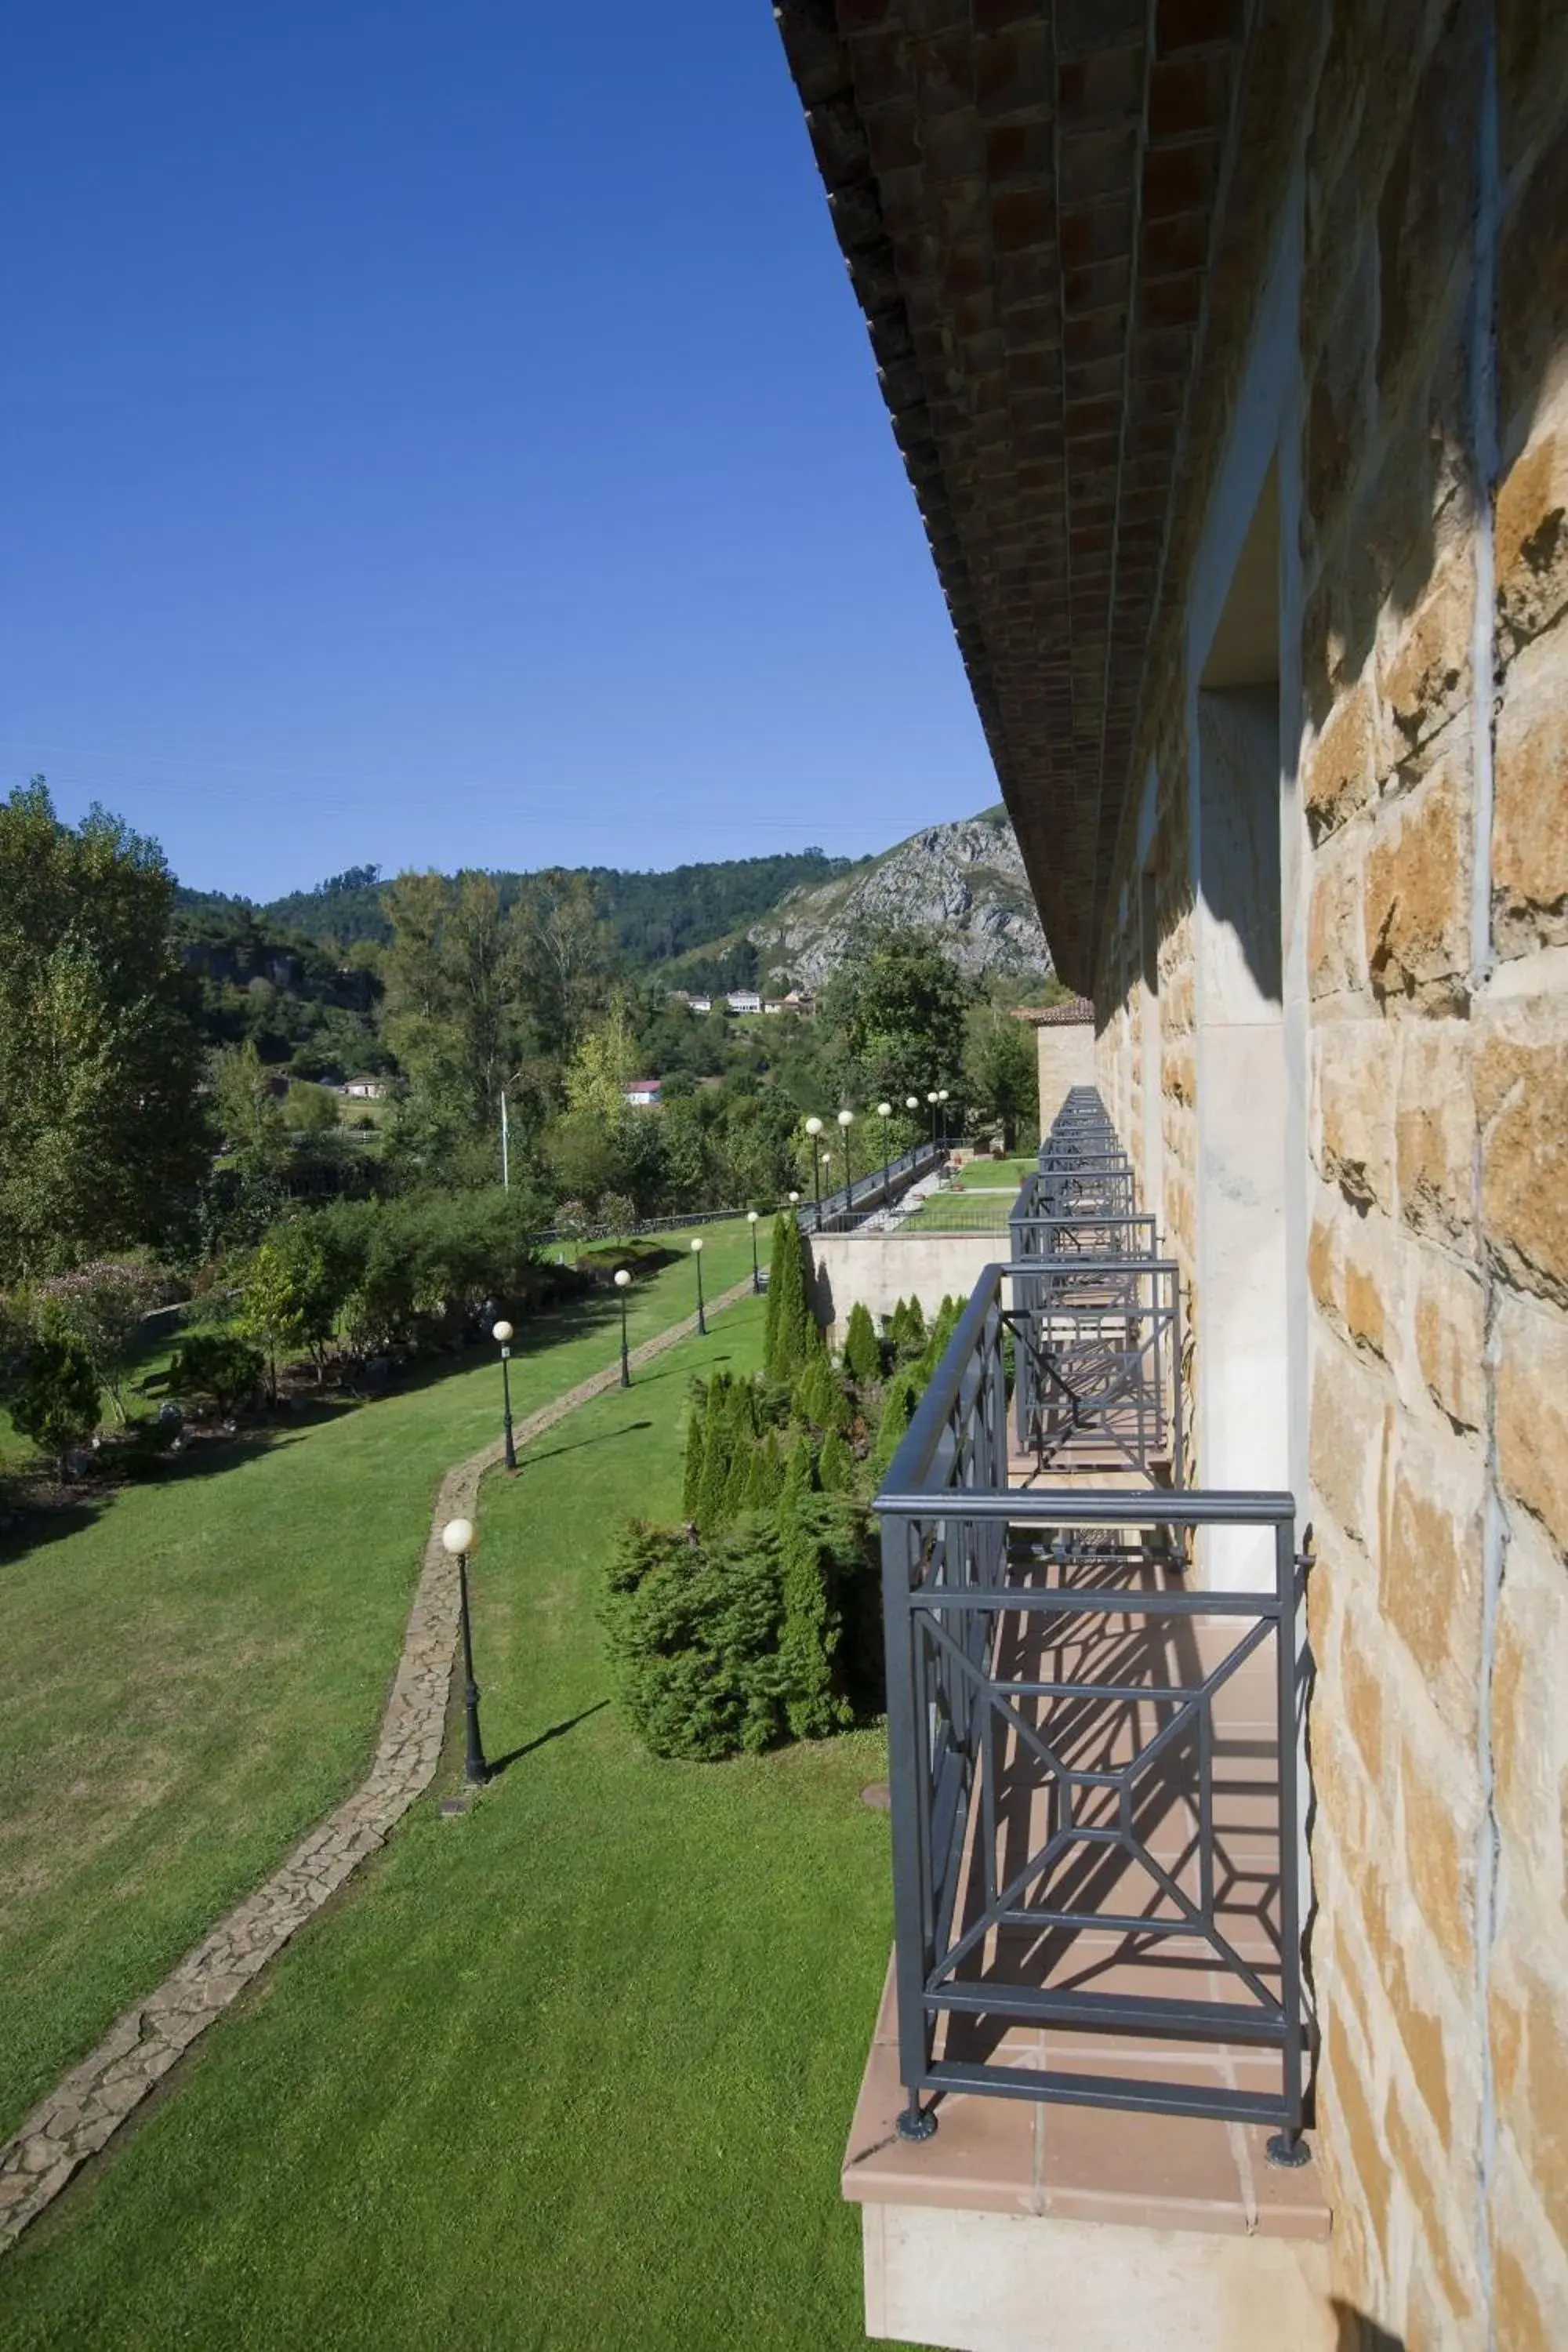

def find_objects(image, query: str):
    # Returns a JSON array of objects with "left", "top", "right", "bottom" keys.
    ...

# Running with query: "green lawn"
[
  {"left": 898, "top": 1192, "right": 1015, "bottom": 1236},
  {"left": 0, "top": 1296, "right": 911, "bottom": 2352},
  {"left": 947, "top": 1155, "right": 1035, "bottom": 1191},
  {"left": 0, "top": 1221, "right": 757, "bottom": 2143}
]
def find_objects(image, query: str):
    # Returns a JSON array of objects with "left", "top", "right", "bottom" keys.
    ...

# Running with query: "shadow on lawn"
[
  {"left": 1, "top": 1276, "right": 737, "bottom": 1567},
  {"left": 487, "top": 1700, "right": 609, "bottom": 1777},
  {"left": 518, "top": 1420, "right": 653, "bottom": 1470}
]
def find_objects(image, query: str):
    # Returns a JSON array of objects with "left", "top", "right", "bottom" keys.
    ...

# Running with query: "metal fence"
[
  {"left": 872, "top": 1086, "right": 1309, "bottom": 2163},
  {"left": 807, "top": 1140, "right": 949, "bottom": 1234}
]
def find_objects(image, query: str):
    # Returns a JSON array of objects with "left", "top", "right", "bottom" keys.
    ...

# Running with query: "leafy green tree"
[
  {"left": 843, "top": 1301, "right": 881, "bottom": 1385},
  {"left": 10, "top": 1330, "right": 100, "bottom": 1479},
  {"left": 212, "top": 1042, "right": 290, "bottom": 1187},
  {"left": 381, "top": 869, "right": 530, "bottom": 1142},
  {"left": 818, "top": 923, "right": 971, "bottom": 1108},
  {"left": 238, "top": 1237, "right": 320, "bottom": 1400},
  {"left": 964, "top": 1003, "right": 1038, "bottom": 1150},
  {"left": 511, "top": 868, "right": 612, "bottom": 1059},
  {"left": 0, "top": 782, "right": 208, "bottom": 1278},
  {"left": 282, "top": 1080, "right": 340, "bottom": 1135}
]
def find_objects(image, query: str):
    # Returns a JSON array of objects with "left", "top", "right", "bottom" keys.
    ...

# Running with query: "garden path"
[{"left": 0, "top": 1274, "right": 754, "bottom": 2254}]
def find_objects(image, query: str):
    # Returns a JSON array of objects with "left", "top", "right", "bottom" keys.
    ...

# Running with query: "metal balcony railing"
[{"left": 873, "top": 1087, "right": 1310, "bottom": 2167}]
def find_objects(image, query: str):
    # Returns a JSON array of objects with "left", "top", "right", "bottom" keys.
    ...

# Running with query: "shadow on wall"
[
  {"left": 1100, "top": 15, "right": 1568, "bottom": 1022},
  {"left": 1334, "top": 2305, "right": 1405, "bottom": 2351}
]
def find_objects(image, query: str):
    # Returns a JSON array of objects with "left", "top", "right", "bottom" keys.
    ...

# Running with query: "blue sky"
[{"left": 0, "top": 2, "right": 996, "bottom": 900}]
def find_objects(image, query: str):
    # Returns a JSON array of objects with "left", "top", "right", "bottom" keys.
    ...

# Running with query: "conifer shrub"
[
  {"left": 869, "top": 1367, "right": 922, "bottom": 1486},
  {"left": 694, "top": 1371, "right": 734, "bottom": 1535},
  {"left": 168, "top": 1330, "right": 266, "bottom": 1417},
  {"left": 10, "top": 1332, "right": 102, "bottom": 1479},
  {"left": 763, "top": 1212, "right": 816, "bottom": 1381},
  {"left": 792, "top": 1348, "right": 849, "bottom": 1435},
  {"left": 601, "top": 1499, "right": 878, "bottom": 1759},
  {"left": 817, "top": 1425, "right": 854, "bottom": 1494},
  {"left": 681, "top": 1377, "right": 707, "bottom": 1519},
  {"left": 783, "top": 1428, "right": 815, "bottom": 1502},
  {"left": 843, "top": 1299, "right": 881, "bottom": 1385}
]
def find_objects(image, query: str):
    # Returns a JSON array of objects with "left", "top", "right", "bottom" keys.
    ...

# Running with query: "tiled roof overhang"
[{"left": 774, "top": 0, "right": 1254, "bottom": 994}]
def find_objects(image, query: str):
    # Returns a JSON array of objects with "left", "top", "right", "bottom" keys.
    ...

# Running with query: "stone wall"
[
  {"left": 804, "top": 1231, "right": 1000, "bottom": 1344},
  {"left": 1030, "top": 1014, "right": 1096, "bottom": 1131},
  {"left": 1090, "top": 5, "right": 1568, "bottom": 2343}
]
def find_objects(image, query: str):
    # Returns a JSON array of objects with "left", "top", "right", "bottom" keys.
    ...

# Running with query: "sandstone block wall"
[
  {"left": 1032, "top": 1015, "right": 1095, "bottom": 1131},
  {"left": 1090, "top": 6, "right": 1568, "bottom": 2344}
]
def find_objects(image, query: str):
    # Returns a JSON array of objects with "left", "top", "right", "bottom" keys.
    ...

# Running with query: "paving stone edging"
[{"left": 0, "top": 1276, "right": 754, "bottom": 2253}]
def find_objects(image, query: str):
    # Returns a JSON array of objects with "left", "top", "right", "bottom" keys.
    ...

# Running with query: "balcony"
[{"left": 851, "top": 1091, "right": 1330, "bottom": 2350}]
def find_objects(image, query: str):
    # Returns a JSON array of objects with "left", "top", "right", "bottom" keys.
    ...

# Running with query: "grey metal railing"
[
  {"left": 873, "top": 1087, "right": 1310, "bottom": 2165},
  {"left": 806, "top": 1140, "right": 948, "bottom": 1234}
]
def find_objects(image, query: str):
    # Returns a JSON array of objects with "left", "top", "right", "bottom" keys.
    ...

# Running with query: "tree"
[
  {"left": 764, "top": 1214, "right": 815, "bottom": 1382},
  {"left": 212, "top": 1042, "right": 290, "bottom": 1184},
  {"left": 168, "top": 1330, "right": 264, "bottom": 1416},
  {"left": 843, "top": 1301, "right": 881, "bottom": 1385},
  {"left": 37, "top": 1261, "right": 165, "bottom": 1421},
  {"left": 964, "top": 1003, "right": 1039, "bottom": 1150},
  {"left": 817, "top": 923, "right": 971, "bottom": 1108},
  {"left": 237, "top": 1236, "right": 325, "bottom": 1401},
  {"left": 11, "top": 1330, "right": 100, "bottom": 1479},
  {"left": 381, "top": 869, "right": 528, "bottom": 1136},
  {"left": 282, "top": 1080, "right": 340, "bottom": 1135},
  {"left": 512, "top": 868, "right": 613, "bottom": 1058},
  {"left": 563, "top": 1000, "right": 638, "bottom": 1124},
  {"left": 0, "top": 782, "right": 209, "bottom": 1279}
]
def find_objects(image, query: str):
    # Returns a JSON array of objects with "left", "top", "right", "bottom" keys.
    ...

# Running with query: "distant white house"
[
  {"left": 763, "top": 989, "right": 815, "bottom": 1015},
  {"left": 682, "top": 992, "right": 713, "bottom": 1014},
  {"left": 342, "top": 1076, "right": 388, "bottom": 1100},
  {"left": 622, "top": 1078, "right": 663, "bottom": 1109},
  {"left": 725, "top": 989, "right": 762, "bottom": 1014}
]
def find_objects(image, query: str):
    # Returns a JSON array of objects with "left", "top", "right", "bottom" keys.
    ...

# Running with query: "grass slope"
[
  {"left": 0, "top": 1297, "right": 914, "bottom": 2352},
  {"left": 0, "top": 1221, "right": 756, "bottom": 2142}
]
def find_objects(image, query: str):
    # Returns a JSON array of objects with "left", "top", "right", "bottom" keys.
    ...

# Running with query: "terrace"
[{"left": 848, "top": 1089, "right": 1329, "bottom": 2341}]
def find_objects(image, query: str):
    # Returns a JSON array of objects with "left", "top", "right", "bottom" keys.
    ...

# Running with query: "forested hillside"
[{"left": 198, "top": 848, "right": 858, "bottom": 965}]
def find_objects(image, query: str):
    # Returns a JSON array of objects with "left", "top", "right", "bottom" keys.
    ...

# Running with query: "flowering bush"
[{"left": 35, "top": 1261, "right": 168, "bottom": 1421}]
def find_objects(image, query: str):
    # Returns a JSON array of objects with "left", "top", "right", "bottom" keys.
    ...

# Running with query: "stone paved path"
[{"left": 0, "top": 1275, "right": 755, "bottom": 2253}]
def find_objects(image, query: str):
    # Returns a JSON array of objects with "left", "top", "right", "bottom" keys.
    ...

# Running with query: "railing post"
[
  {"left": 1267, "top": 1509, "right": 1310, "bottom": 2168},
  {"left": 881, "top": 1511, "right": 937, "bottom": 2140}
]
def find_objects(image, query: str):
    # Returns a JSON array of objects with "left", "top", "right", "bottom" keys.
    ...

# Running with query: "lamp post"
[
  {"left": 804, "top": 1116, "right": 824, "bottom": 1229},
  {"left": 877, "top": 1102, "right": 892, "bottom": 1199},
  {"left": 927, "top": 1088, "right": 939, "bottom": 1147},
  {"left": 691, "top": 1235, "right": 706, "bottom": 1335},
  {"left": 837, "top": 1108, "right": 855, "bottom": 1208},
  {"left": 614, "top": 1267, "right": 632, "bottom": 1386},
  {"left": 938, "top": 1087, "right": 950, "bottom": 1148},
  {"left": 747, "top": 1209, "right": 761, "bottom": 1292},
  {"left": 442, "top": 1518, "right": 488, "bottom": 1787},
  {"left": 906, "top": 1094, "right": 920, "bottom": 1164},
  {"left": 492, "top": 1319, "right": 517, "bottom": 1472}
]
